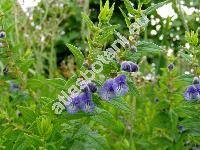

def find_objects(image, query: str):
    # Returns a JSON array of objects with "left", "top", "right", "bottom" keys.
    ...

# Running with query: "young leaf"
[
  {"left": 94, "top": 24, "right": 120, "bottom": 44},
  {"left": 18, "top": 106, "right": 37, "bottom": 123},
  {"left": 82, "top": 12, "right": 96, "bottom": 32},
  {"left": 123, "top": 0, "right": 139, "bottom": 15},
  {"left": 98, "top": 0, "right": 115, "bottom": 23},
  {"left": 137, "top": 41, "right": 163, "bottom": 53},
  {"left": 66, "top": 44, "right": 84, "bottom": 69},
  {"left": 119, "top": 7, "right": 131, "bottom": 27},
  {"left": 144, "top": 0, "right": 170, "bottom": 15}
]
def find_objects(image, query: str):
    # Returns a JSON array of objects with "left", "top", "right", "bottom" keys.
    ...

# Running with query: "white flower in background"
[
  {"left": 159, "top": 34, "right": 164, "bottom": 40},
  {"left": 185, "top": 71, "right": 190, "bottom": 75},
  {"left": 156, "top": 3, "right": 176, "bottom": 19},
  {"left": 17, "top": 0, "right": 41, "bottom": 13},
  {"left": 176, "top": 27, "right": 180, "bottom": 31},
  {"left": 31, "top": 22, "right": 35, "bottom": 27},
  {"left": 150, "top": 30, "right": 157, "bottom": 35},
  {"left": 40, "top": 35, "right": 45, "bottom": 42},
  {"left": 175, "top": 35, "right": 180, "bottom": 40},
  {"left": 156, "top": 25, "right": 161, "bottom": 31},
  {"left": 157, "top": 2, "right": 199, "bottom": 20},
  {"left": 185, "top": 43, "right": 190, "bottom": 49},
  {"left": 151, "top": 19, "right": 156, "bottom": 26},
  {"left": 167, "top": 48, "right": 173, "bottom": 57},
  {"left": 181, "top": 5, "right": 197, "bottom": 15},
  {"left": 35, "top": 25, "right": 41, "bottom": 30},
  {"left": 155, "top": 18, "right": 160, "bottom": 23}
]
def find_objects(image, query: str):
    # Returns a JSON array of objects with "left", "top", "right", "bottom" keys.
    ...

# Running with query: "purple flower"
[
  {"left": 113, "top": 74, "right": 128, "bottom": 96},
  {"left": 99, "top": 79, "right": 116, "bottom": 101},
  {"left": 121, "top": 61, "right": 131, "bottom": 72},
  {"left": 178, "top": 125, "right": 185, "bottom": 133},
  {"left": 9, "top": 81, "right": 19, "bottom": 92},
  {"left": 65, "top": 96, "right": 80, "bottom": 114},
  {"left": 79, "top": 92, "right": 95, "bottom": 113},
  {"left": 184, "top": 85, "right": 200, "bottom": 101},
  {"left": 82, "top": 83, "right": 97, "bottom": 93},
  {"left": 130, "top": 62, "right": 139, "bottom": 72},
  {"left": 121, "top": 61, "right": 139, "bottom": 72},
  {"left": 167, "top": 63, "right": 174, "bottom": 71}
]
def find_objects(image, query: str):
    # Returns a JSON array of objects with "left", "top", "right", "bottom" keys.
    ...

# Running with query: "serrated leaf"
[
  {"left": 179, "top": 51, "right": 192, "bottom": 63},
  {"left": 137, "top": 41, "right": 163, "bottom": 53},
  {"left": 82, "top": 13, "right": 96, "bottom": 32},
  {"left": 95, "top": 24, "right": 120, "bottom": 44},
  {"left": 18, "top": 106, "right": 37, "bottom": 123},
  {"left": 98, "top": 0, "right": 115, "bottom": 23},
  {"left": 123, "top": 0, "right": 139, "bottom": 15},
  {"left": 66, "top": 44, "right": 84, "bottom": 69},
  {"left": 119, "top": 7, "right": 131, "bottom": 27},
  {"left": 64, "top": 73, "right": 78, "bottom": 89},
  {"left": 109, "top": 97, "right": 131, "bottom": 113},
  {"left": 46, "top": 78, "right": 67, "bottom": 90},
  {"left": 144, "top": 0, "right": 170, "bottom": 15},
  {"left": 127, "top": 79, "right": 139, "bottom": 95},
  {"left": 174, "top": 74, "right": 193, "bottom": 83}
]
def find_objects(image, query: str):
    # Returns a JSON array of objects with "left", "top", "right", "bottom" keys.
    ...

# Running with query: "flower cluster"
[
  {"left": 99, "top": 74, "right": 129, "bottom": 101},
  {"left": 184, "top": 77, "right": 200, "bottom": 101},
  {"left": 66, "top": 75, "right": 129, "bottom": 113},
  {"left": 65, "top": 83, "right": 96, "bottom": 114},
  {"left": 121, "top": 61, "right": 139, "bottom": 72}
]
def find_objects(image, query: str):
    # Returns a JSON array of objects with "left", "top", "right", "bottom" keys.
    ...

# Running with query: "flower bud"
[
  {"left": 193, "top": 77, "right": 199, "bottom": 84},
  {"left": 167, "top": 63, "right": 174, "bottom": 71},
  {"left": 0, "top": 31, "right": 6, "bottom": 38}
]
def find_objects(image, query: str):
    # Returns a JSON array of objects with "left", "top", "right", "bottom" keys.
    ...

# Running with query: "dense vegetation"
[{"left": 0, "top": 0, "right": 199, "bottom": 149}]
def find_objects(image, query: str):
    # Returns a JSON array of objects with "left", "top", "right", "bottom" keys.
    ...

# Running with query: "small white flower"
[
  {"left": 185, "top": 43, "right": 190, "bottom": 49},
  {"left": 150, "top": 30, "right": 157, "bottom": 35},
  {"left": 159, "top": 35, "right": 164, "bottom": 40},
  {"left": 156, "top": 25, "right": 161, "bottom": 31},
  {"left": 184, "top": 71, "right": 190, "bottom": 75}
]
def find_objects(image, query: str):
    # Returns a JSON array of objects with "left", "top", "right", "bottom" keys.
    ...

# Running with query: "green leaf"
[
  {"left": 82, "top": 12, "right": 96, "bottom": 32},
  {"left": 92, "top": 107, "right": 125, "bottom": 134},
  {"left": 98, "top": 0, "right": 115, "bottom": 23},
  {"left": 137, "top": 41, "right": 163, "bottom": 53},
  {"left": 144, "top": 0, "right": 170, "bottom": 15},
  {"left": 109, "top": 97, "right": 131, "bottom": 113},
  {"left": 127, "top": 79, "right": 139, "bottom": 95},
  {"left": 95, "top": 24, "right": 120, "bottom": 44},
  {"left": 46, "top": 78, "right": 67, "bottom": 90},
  {"left": 119, "top": 7, "right": 131, "bottom": 27},
  {"left": 66, "top": 44, "right": 84, "bottom": 69},
  {"left": 18, "top": 106, "right": 37, "bottom": 123},
  {"left": 64, "top": 73, "right": 78, "bottom": 89},
  {"left": 179, "top": 51, "right": 192, "bottom": 63},
  {"left": 123, "top": 0, "right": 139, "bottom": 15}
]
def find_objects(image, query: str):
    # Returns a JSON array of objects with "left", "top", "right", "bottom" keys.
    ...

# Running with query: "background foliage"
[{"left": 0, "top": 0, "right": 199, "bottom": 149}]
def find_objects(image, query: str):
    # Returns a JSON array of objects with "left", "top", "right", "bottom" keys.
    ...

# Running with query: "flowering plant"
[{"left": 0, "top": 0, "right": 199, "bottom": 149}]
